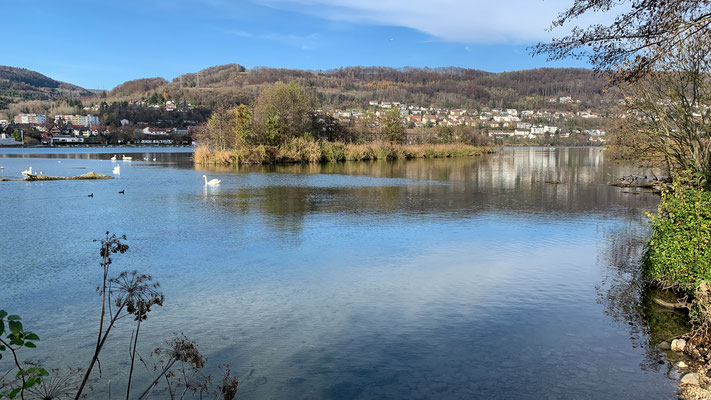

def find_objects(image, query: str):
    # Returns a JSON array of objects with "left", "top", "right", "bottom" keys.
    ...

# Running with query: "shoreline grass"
[{"left": 195, "top": 140, "right": 493, "bottom": 165}]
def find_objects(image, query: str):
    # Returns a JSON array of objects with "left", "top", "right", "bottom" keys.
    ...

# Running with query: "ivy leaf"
[
  {"left": 24, "top": 333, "right": 39, "bottom": 341},
  {"left": 7, "top": 315, "right": 20, "bottom": 321},
  {"left": 8, "top": 321, "right": 22, "bottom": 335},
  {"left": 0, "top": 310, "right": 7, "bottom": 319},
  {"left": 8, "top": 387, "right": 20, "bottom": 398},
  {"left": 24, "top": 342, "right": 36, "bottom": 348}
]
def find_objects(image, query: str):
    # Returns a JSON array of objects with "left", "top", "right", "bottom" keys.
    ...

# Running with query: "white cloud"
[{"left": 252, "top": 0, "right": 584, "bottom": 44}]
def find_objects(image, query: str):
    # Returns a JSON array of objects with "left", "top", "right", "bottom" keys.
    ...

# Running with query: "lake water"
[{"left": 0, "top": 147, "right": 683, "bottom": 399}]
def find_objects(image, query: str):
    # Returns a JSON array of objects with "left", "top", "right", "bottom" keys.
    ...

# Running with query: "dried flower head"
[
  {"left": 25, "top": 366, "right": 86, "bottom": 400},
  {"left": 109, "top": 270, "right": 164, "bottom": 320}
]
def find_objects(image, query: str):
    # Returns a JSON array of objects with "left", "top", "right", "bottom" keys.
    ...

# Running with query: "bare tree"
[{"left": 615, "top": 37, "right": 711, "bottom": 182}]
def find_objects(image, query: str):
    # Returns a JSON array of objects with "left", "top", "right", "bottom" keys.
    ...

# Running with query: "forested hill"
[
  {"left": 1, "top": 64, "right": 608, "bottom": 113},
  {"left": 0, "top": 66, "right": 92, "bottom": 109},
  {"left": 108, "top": 64, "right": 607, "bottom": 110}
]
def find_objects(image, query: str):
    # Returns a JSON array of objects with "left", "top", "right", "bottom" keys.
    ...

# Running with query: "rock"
[
  {"left": 678, "top": 361, "right": 689, "bottom": 369},
  {"left": 682, "top": 373, "right": 701, "bottom": 386},
  {"left": 660, "top": 341, "right": 671, "bottom": 350},
  {"left": 673, "top": 339, "right": 688, "bottom": 352}
]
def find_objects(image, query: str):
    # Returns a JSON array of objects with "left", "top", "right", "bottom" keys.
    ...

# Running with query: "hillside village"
[{"left": 0, "top": 93, "right": 608, "bottom": 146}]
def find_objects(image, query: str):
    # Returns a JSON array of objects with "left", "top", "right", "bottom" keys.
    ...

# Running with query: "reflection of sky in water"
[{"left": 0, "top": 148, "right": 676, "bottom": 399}]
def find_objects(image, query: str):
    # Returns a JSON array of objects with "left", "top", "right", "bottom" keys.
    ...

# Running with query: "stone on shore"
[
  {"left": 681, "top": 373, "right": 701, "bottom": 386},
  {"left": 673, "top": 339, "right": 688, "bottom": 352}
]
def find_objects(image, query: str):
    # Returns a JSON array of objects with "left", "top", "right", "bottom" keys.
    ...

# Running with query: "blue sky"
[{"left": 5, "top": 0, "right": 595, "bottom": 89}]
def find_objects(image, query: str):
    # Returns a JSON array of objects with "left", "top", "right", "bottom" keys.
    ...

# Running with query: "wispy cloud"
[
  {"left": 223, "top": 29, "right": 319, "bottom": 50},
  {"left": 251, "top": 0, "right": 606, "bottom": 45}
]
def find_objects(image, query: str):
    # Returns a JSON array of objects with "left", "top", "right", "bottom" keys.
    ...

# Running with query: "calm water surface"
[{"left": 0, "top": 147, "right": 681, "bottom": 399}]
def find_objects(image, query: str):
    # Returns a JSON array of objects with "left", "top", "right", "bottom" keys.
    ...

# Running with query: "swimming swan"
[
  {"left": 113, "top": 165, "right": 120, "bottom": 175},
  {"left": 203, "top": 175, "right": 221, "bottom": 186}
]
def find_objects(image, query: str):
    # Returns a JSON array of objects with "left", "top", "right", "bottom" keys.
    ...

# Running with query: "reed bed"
[{"left": 195, "top": 140, "right": 492, "bottom": 165}]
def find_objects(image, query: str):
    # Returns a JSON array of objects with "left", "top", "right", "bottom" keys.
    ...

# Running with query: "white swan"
[
  {"left": 203, "top": 175, "right": 220, "bottom": 186},
  {"left": 21, "top": 166, "right": 33, "bottom": 176},
  {"left": 110, "top": 155, "right": 117, "bottom": 161},
  {"left": 112, "top": 165, "right": 120, "bottom": 175},
  {"left": 122, "top": 156, "right": 133, "bottom": 161}
]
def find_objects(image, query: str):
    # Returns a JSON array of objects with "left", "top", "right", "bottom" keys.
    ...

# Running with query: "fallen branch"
[{"left": 653, "top": 297, "right": 690, "bottom": 310}]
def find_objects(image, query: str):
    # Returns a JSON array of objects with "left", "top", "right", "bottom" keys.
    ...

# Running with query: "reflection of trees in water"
[
  {"left": 597, "top": 211, "right": 689, "bottom": 372},
  {"left": 209, "top": 185, "right": 407, "bottom": 237},
  {"left": 202, "top": 149, "right": 662, "bottom": 239}
]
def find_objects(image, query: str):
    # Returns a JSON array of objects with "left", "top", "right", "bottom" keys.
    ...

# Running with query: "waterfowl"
[
  {"left": 119, "top": 189, "right": 125, "bottom": 194},
  {"left": 203, "top": 175, "right": 221, "bottom": 186}
]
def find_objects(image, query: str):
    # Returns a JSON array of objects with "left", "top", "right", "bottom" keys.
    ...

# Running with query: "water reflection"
[
  {"left": 0, "top": 147, "right": 683, "bottom": 399},
  {"left": 597, "top": 210, "right": 690, "bottom": 373}
]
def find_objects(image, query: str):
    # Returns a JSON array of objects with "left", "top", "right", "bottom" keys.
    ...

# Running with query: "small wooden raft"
[{"left": 23, "top": 171, "right": 113, "bottom": 181}]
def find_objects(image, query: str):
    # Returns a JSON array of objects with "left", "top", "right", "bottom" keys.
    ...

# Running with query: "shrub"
[
  {"left": 194, "top": 145, "right": 211, "bottom": 165},
  {"left": 320, "top": 142, "right": 346, "bottom": 162},
  {"left": 645, "top": 172, "right": 711, "bottom": 293},
  {"left": 213, "top": 150, "right": 233, "bottom": 165}
]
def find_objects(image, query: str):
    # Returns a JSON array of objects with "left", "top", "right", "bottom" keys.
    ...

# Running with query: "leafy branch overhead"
[{"left": 533, "top": 0, "right": 711, "bottom": 81}]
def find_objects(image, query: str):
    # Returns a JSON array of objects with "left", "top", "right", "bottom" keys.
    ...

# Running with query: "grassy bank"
[{"left": 194, "top": 139, "right": 492, "bottom": 165}]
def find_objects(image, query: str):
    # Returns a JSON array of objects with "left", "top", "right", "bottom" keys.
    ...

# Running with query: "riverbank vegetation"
[
  {"left": 194, "top": 81, "right": 491, "bottom": 165},
  {"left": 539, "top": 0, "right": 711, "bottom": 395},
  {"left": 195, "top": 139, "right": 490, "bottom": 165}
]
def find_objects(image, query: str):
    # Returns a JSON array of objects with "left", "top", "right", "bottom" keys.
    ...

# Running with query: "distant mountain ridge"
[{"left": 0, "top": 65, "right": 92, "bottom": 109}]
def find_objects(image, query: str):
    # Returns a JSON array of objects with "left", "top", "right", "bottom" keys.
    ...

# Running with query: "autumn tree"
[
  {"left": 197, "top": 104, "right": 236, "bottom": 151},
  {"left": 252, "top": 81, "right": 313, "bottom": 145},
  {"left": 380, "top": 107, "right": 405, "bottom": 144},
  {"left": 233, "top": 104, "right": 251, "bottom": 147}
]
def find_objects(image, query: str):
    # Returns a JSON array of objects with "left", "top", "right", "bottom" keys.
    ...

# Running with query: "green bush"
[{"left": 645, "top": 172, "right": 711, "bottom": 293}]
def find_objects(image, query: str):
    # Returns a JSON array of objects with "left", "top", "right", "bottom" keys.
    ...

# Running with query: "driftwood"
[
  {"left": 23, "top": 171, "right": 113, "bottom": 181},
  {"left": 653, "top": 297, "right": 690, "bottom": 310}
]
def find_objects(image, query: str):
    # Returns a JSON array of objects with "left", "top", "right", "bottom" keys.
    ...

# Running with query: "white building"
[
  {"left": 51, "top": 135, "right": 84, "bottom": 144},
  {"left": 54, "top": 114, "right": 100, "bottom": 127},
  {"left": 15, "top": 114, "right": 47, "bottom": 124}
]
